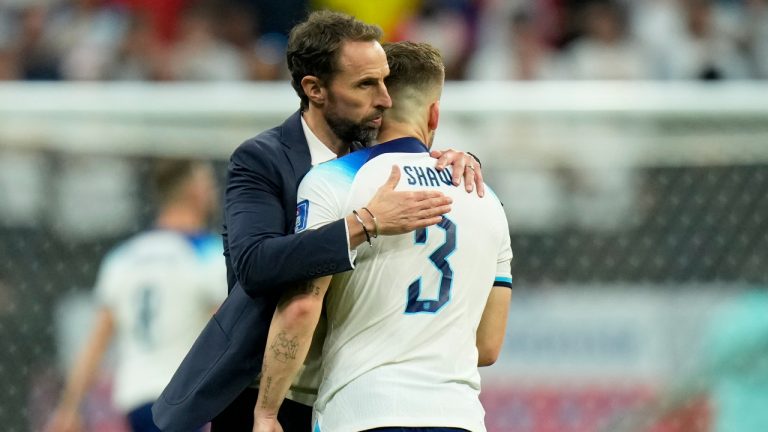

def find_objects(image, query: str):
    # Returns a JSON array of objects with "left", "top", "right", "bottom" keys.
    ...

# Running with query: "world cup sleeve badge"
[{"left": 295, "top": 200, "right": 309, "bottom": 233}]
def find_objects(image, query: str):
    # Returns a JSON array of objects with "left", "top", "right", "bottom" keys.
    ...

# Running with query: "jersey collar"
[{"left": 367, "top": 137, "right": 428, "bottom": 162}]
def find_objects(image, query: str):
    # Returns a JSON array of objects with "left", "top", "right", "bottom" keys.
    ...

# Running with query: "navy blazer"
[{"left": 152, "top": 111, "right": 353, "bottom": 431}]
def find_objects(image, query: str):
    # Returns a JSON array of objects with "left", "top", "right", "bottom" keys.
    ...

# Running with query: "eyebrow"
[{"left": 355, "top": 76, "right": 380, "bottom": 85}]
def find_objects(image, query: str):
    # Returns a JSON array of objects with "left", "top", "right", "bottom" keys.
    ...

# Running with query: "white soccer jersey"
[
  {"left": 94, "top": 230, "right": 226, "bottom": 411},
  {"left": 295, "top": 138, "right": 513, "bottom": 432}
]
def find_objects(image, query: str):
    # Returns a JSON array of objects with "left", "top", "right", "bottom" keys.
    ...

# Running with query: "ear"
[
  {"left": 301, "top": 75, "right": 326, "bottom": 106},
  {"left": 427, "top": 100, "right": 440, "bottom": 131}
]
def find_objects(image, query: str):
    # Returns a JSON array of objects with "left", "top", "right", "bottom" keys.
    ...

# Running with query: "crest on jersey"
[{"left": 296, "top": 200, "right": 309, "bottom": 232}]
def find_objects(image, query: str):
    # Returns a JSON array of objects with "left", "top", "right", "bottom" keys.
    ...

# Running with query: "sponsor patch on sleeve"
[{"left": 295, "top": 199, "right": 309, "bottom": 232}]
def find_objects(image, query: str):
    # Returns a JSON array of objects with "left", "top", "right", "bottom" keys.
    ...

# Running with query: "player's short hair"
[
  {"left": 150, "top": 159, "right": 206, "bottom": 205},
  {"left": 383, "top": 41, "right": 445, "bottom": 96},
  {"left": 286, "top": 10, "right": 383, "bottom": 110},
  {"left": 383, "top": 42, "right": 445, "bottom": 123}
]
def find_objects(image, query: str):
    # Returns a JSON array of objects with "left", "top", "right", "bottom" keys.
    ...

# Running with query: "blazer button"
[{"left": 330, "top": 264, "right": 336, "bottom": 270}]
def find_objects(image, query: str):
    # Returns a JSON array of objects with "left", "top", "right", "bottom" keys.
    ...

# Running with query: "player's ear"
[
  {"left": 427, "top": 100, "right": 440, "bottom": 131},
  {"left": 302, "top": 75, "right": 326, "bottom": 106}
]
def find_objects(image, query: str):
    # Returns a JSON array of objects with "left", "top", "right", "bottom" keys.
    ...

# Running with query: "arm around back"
[{"left": 225, "top": 140, "right": 353, "bottom": 298}]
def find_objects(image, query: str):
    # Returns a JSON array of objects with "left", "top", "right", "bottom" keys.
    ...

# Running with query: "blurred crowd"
[{"left": 0, "top": 0, "right": 767, "bottom": 82}]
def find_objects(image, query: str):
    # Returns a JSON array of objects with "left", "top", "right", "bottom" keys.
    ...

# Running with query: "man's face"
[
  {"left": 187, "top": 165, "right": 218, "bottom": 220},
  {"left": 323, "top": 40, "right": 392, "bottom": 147}
]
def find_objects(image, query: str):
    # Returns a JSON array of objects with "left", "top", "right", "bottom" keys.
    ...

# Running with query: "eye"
[{"left": 358, "top": 79, "right": 377, "bottom": 88}]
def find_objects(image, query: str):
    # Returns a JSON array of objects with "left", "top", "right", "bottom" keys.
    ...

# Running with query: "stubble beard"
[{"left": 324, "top": 109, "right": 381, "bottom": 149}]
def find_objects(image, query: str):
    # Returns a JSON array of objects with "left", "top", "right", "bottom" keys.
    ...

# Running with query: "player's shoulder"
[
  {"left": 100, "top": 240, "right": 131, "bottom": 271},
  {"left": 111, "top": 230, "right": 219, "bottom": 261},
  {"left": 182, "top": 232, "right": 224, "bottom": 262},
  {"left": 138, "top": 229, "right": 222, "bottom": 255},
  {"left": 483, "top": 184, "right": 504, "bottom": 207},
  {"left": 99, "top": 231, "right": 152, "bottom": 270},
  {"left": 477, "top": 184, "right": 509, "bottom": 233},
  {"left": 474, "top": 183, "right": 506, "bottom": 216},
  {"left": 304, "top": 147, "right": 372, "bottom": 185}
]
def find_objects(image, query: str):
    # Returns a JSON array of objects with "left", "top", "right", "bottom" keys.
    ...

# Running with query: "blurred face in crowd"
[
  {"left": 184, "top": 164, "right": 218, "bottom": 220},
  {"left": 321, "top": 40, "right": 392, "bottom": 147},
  {"left": 584, "top": 3, "right": 625, "bottom": 43},
  {"left": 686, "top": 0, "right": 714, "bottom": 38}
]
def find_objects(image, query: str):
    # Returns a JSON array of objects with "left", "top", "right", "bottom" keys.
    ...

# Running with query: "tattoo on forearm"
[
  {"left": 282, "top": 280, "right": 323, "bottom": 304},
  {"left": 304, "top": 280, "right": 322, "bottom": 296},
  {"left": 261, "top": 376, "right": 273, "bottom": 407},
  {"left": 270, "top": 331, "right": 298, "bottom": 363}
]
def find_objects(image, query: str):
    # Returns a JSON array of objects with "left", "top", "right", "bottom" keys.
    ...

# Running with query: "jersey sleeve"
[
  {"left": 201, "top": 237, "right": 228, "bottom": 306},
  {"left": 492, "top": 195, "right": 513, "bottom": 289},
  {"left": 295, "top": 164, "right": 357, "bottom": 267},
  {"left": 93, "top": 249, "right": 123, "bottom": 308},
  {"left": 295, "top": 166, "right": 346, "bottom": 234}
]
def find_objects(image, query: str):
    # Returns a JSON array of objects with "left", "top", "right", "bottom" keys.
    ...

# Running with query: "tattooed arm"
[{"left": 253, "top": 276, "right": 332, "bottom": 432}]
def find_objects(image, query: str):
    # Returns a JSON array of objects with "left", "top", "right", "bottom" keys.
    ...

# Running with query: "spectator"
[
  {"left": 746, "top": 0, "right": 768, "bottom": 79},
  {"left": 107, "top": 13, "right": 171, "bottom": 80},
  {"left": 114, "top": 0, "right": 191, "bottom": 44},
  {"left": 216, "top": 3, "right": 288, "bottom": 81},
  {"left": 14, "top": 5, "right": 61, "bottom": 80},
  {"left": 559, "top": 0, "right": 652, "bottom": 80},
  {"left": 45, "top": 0, "right": 129, "bottom": 80},
  {"left": 657, "top": 0, "right": 750, "bottom": 80},
  {"left": 469, "top": 7, "right": 559, "bottom": 80},
  {"left": 167, "top": 3, "right": 246, "bottom": 81},
  {"left": 397, "top": 0, "right": 483, "bottom": 79}
]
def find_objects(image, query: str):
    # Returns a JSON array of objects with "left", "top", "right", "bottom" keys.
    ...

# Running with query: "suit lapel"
[{"left": 279, "top": 110, "right": 312, "bottom": 184}]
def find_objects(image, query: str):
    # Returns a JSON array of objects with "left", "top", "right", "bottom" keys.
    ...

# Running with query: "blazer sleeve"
[{"left": 225, "top": 142, "right": 353, "bottom": 298}]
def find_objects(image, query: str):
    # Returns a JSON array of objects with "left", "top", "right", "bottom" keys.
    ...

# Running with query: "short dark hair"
[
  {"left": 383, "top": 41, "right": 445, "bottom": 95},
  {"left": 150, "top": 159, "right": 205, "bottom": 205},
  {"left": 286, "top": 10, "right": 383, "bottom": 109}
]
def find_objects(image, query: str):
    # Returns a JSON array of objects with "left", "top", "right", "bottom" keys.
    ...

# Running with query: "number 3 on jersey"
[{"left": 406, "top": 217, "right": 456, "bottom": 314}]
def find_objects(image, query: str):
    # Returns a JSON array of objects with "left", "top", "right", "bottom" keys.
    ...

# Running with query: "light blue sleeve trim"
[{"left": 494, "top": 276, "right": 513, "bottom": 289}]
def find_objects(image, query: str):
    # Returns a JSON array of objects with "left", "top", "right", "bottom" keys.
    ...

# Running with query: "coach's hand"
[
  {"left": 432, "top": 149, "right": 485, "bottom": 197},
  {"left": 253, "top": 417, "right": 283, "bottom": 432},
  {"left": 365, "top": 165, "right": 452, "bottom": 235}
]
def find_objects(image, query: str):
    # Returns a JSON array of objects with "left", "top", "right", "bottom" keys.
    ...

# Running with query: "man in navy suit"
[{"left": 152, "top": 10, "right": 484, "bottom": 432}]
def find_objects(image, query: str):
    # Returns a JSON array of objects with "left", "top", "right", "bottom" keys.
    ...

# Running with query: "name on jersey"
[{"left": 403, "top": 166, "right": 454, "bottom": 188}]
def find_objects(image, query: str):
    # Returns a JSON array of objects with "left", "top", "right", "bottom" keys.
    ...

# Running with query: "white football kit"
[
  {"left": 295, "top": 138, "right": 513, "bottom": 432},
  {"left": 95, "top": 230, "right": 226, "bottom": 411}
]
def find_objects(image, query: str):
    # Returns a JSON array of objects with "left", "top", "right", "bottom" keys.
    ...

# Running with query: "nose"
[{"left": 376, "top": 82, "right": 392, "bottom": 110}]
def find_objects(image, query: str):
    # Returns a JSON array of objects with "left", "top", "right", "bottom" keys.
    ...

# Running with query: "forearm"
[
  {"left": 345, "top": 210, "right": 376, "bottom": 249},
  {"left": 58, "top": 310, "right": 114, "bottom": 410},
  {"left": 232, "top": 221, "right": 351, "bottom": 296},
  {"left": 476, "top": 286, "right": 512, "bottom": 366},
  {"left": 255, "top": 277, "right": 331, "bottom": 418}
]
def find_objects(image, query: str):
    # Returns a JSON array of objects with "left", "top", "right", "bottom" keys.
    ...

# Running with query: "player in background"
[
  {"left": 47, "top": 159, "right": 227, "bottom": 432},
  {"left": 253, "top": 41, "right": 513, "bottom": 432}
]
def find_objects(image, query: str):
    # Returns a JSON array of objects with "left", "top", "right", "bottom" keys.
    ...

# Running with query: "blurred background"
[{"left": 1, "top": 0, "right": 768, "bottom": 431}]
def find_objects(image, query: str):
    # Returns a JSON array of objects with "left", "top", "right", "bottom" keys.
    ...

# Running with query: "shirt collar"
[
  {"left": 367, "top": 137, "right": 429, "bottom": 162},
  {"left": 301, "top": 114, "right": 337, "bottom": 166}
]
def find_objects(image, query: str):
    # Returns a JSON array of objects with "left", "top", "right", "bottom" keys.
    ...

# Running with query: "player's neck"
[
  {"left": 303, "top": 108, "right": 347, "bottom": 157},
  {"left": 155, "top": 204, "right": 207, "bottom": 233},
  {"left": 377, "top": 123, "right": 428, "bottom": 147}
]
